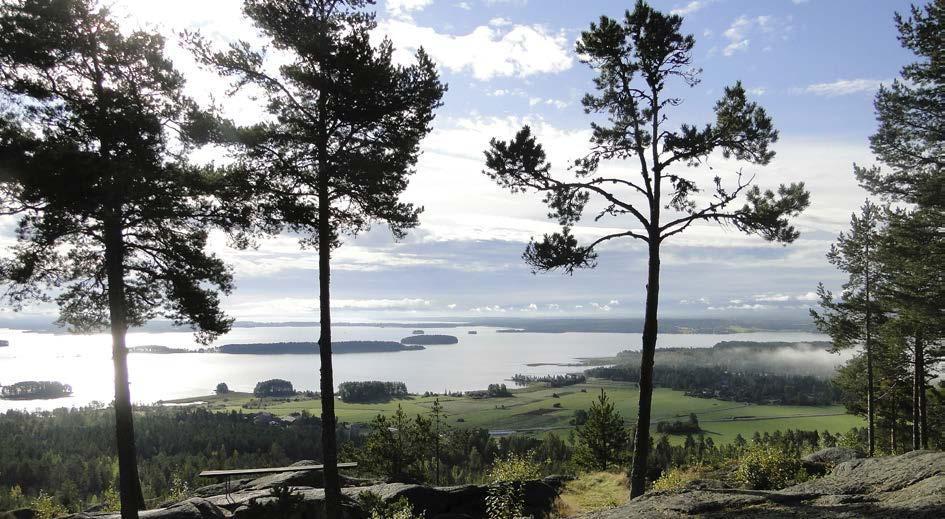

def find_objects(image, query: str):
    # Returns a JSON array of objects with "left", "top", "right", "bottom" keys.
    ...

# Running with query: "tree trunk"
[
  {"left": 912, "top": 333, "right": 922, "bottom": 451},
  {"left": 105, "top": 218, "right": 144, "bottom": 519},
  {"left": 317, "top": 174, "right": 341, "bottom": 518},
  {"left": 918, "top": 336, "right": 928, "bottom": 449},
  {"left": 864, "top": 259, "right": 875, "bottom": 457},
  {"left": 629, "top": 238, "right": 660, "bottom": 499}
]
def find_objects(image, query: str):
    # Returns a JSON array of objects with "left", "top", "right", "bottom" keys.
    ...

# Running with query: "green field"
[{"left": 168, "top": 379, "right": 863, "bottom": 445}]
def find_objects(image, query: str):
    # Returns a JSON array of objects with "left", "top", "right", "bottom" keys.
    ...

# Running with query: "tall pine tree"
[
  {"left": 0, "top": 1, "right": 236, "bottom": 517},
  {"left": 811, "top": 200, "right": 885, "bottom": 456},
  {"left": 187, "top": 1, "right": 445, "bottom": 514},
  {"left": 482, "top": 1, "right": 809, "bottom": 496}
]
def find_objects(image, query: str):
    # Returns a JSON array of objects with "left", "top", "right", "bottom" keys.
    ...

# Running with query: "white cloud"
[
  {"left": 748, "top": 87, "right": 767, "bottom": 96},
  {"left": 722, "top": 14, "right": 790, "bottom": 57},
  {"left": 456, "top": 2, "right": 472, "bottom": 10},
  {"left": 796, "top": 79, "right": 887, "bottom": 97},
  {"left": 796, "top": 291, "right": 820, "bottom": 302},
  {"left": 378, "top": 19, "right": 573, "bottom": 80},
  {"left": 386, "top": 0, "right": 433, "bottom": 18},
  {"left": 671, "top": 1, "right": 712, "bottom": 16}
]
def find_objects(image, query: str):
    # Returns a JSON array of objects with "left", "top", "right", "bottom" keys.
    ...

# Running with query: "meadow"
[{"left": 168, "top": 379, "right": 862, "bottom": 444}]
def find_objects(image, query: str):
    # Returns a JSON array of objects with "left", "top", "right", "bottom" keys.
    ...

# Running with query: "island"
[
  {"left": 128, "top": 345, "right": 193, "bottom": 354},
  {"left": 218, "top": 341, "right": 424, "bottom": 354},
  {"left": 400, "top": 334, "right": 459, "bottom": 345},
  {"left": 1, "top": 381, "right": 72, "bottom": 400}
]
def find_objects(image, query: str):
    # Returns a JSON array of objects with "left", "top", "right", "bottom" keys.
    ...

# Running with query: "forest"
[{"left": 585, "top": 365, "right": 839, "bottom": 406}]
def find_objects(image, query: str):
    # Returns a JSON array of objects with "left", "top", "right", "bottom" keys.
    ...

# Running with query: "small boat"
[
  {"left": 412, "top": 330, "right": 425, "bottom": 335},
  {"left": 0, "top": 340, "right": 8, "bottom": 347},
  {"left": 468, "top": 330, "right": 478, "bottom": 335}
]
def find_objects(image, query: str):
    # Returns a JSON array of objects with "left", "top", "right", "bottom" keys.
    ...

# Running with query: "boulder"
[
  {"left": 802, "top": 447, "right": 865, "bottom": 466},
  {"left": 578, "top": 451, "right": 945, "bottom": 518}
]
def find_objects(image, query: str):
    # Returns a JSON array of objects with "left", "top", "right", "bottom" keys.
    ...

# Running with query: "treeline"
[
  {"left": 586, "top": 364, "right": 840, "bottom": 406},
  {"left": 613, "top": 341, "right": 840, "bottom": 378},
  {"left": 511, "top": 373, "right": 586, "bottom": 388},
  {"left": 0, "top": 381, "right": 73, "bottom": 400},
  {"left": 337, "top": 381, "right": 408, "bottom": 403},
  {"left": 656, "top": 413, "right": 701, "bottom": 435},
  {"left": 0, "top": 406, "right": 324, "bottom": 513},
  {"left": 399, "top": 335, "right": 459, "bottom": 345}
]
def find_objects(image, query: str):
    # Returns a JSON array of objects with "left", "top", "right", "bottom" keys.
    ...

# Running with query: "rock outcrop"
[
  {"left": 67, "top": 461, "right": 564, "bottom": 519},
  {"left": 580, "top": 450, "right": 945, "bottom": 518}
]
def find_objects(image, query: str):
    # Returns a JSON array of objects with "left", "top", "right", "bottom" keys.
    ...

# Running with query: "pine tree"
[
  {"left": 481, "top": 1, "right": 809, "bottom": 496},
  {"left": 856, "top": 0, "right": 944, "bottom": 211},
  {"left": 574, "top": 389, "right": 629, "bottom": 471},
  {"left": 0, "top": 1, "right": 236, "bottom": 517},
  {"left": 811, "top": 200, "right": 885, "bottom": 456},
  {"left": 876, "top": 208, "right": 945, "bottom": 450},
  {"left": 187, "top": 1, "right": 445, "bottom": 514}
]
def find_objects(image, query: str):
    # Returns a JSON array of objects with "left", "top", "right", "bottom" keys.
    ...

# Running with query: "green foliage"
[
  {"left": 338, "top": 381, "right": 409, "bottom": 403},
  {"left": 360, "top": 495, "right": 424, "bottom": 519},
  {"left": 485, "top": 453, "right": 541, "bottom": 519},
  {"left": 651, "top": 466, "right": 704, "bottom": 492},
  {"left": 31, "top": 490, "right": 68, "bottom": 519},
  {"left": 357, "top": 405, "right": 430, "bottom": 482},
  {"left": 253, "top": 379, "right": 295, "bottom": 398},
  {"left": 735, "top": 446, "right": 807, "bottom": 490},
  {"left": 574, "top": 390, "right": 629, "bottom": 471}
]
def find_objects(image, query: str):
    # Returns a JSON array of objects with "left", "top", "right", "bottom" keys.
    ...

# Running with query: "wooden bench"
[{"left": 199, "top": 462, "right": 358, "bottom": 500}]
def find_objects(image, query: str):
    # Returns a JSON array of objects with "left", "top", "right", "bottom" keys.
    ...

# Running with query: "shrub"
[
  {"left": 31, "top": 490, "right": 68, "bottom": 519},
  {"left": 359, "top": 493, "right": 424, "bottom": 519},
  {"left": 651, "top": 466, "right": 704, "bottom": 492},
  {"left": 735, "top": 446, "right": 807, "bottom": 490},
  {"left": 486, "top": 453, "right": 542, "bottom": 519}
]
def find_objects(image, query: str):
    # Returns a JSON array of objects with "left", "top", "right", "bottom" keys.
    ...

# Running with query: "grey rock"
[
  {"left": 578, "top": 451, "right": 945, "bottom": 518},
  {"left": 66, "top": 498, "right": 229, "bottom": 519},
  {"left": 802, "top": 447, "right": 865, "bottom": 466}
]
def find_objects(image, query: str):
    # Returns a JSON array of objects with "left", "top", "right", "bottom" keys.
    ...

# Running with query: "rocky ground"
[
  {"left": 3, "top": 450, "right": 939, "bottom": 518},
  {"left": 579, "top": 449, "right": 945, "bottom": 518}
]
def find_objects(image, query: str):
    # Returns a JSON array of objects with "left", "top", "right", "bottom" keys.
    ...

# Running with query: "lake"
[{"left": 0, "top": 324, "right": 833, "bottom": 412}]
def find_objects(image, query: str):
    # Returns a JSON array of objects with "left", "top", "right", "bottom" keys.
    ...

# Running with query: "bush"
[
  {"left": 32, "top": 490, "right": 68, "bottom": 519},
  {"left": 359, "top": 493, "right": 423, "bottom": 519},
  {"left": 651, "top": 466, "right": 705, "bottom": 492},
  {"left": 486, "top": 453, "right": 542, "bottom": 519},
  {"left": 735, "top": 446, "right": 807, "bottom": 490}
]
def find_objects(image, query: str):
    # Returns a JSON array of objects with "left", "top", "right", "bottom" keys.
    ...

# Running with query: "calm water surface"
[{"left": 0, "top": 325, "right": 830, "bottom": 411}]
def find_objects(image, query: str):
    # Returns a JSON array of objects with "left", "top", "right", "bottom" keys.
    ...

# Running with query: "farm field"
[{"left": 166, "top": 379, "right": 863, "bottom": 444}]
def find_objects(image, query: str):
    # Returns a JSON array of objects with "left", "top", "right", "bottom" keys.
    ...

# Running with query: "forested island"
[
  {"left": 1, "top": 381, "right": 72, "bottom": 400},
  {"left": 217, "top": 341, "right": 424, "bottom": 354},
  {"left": 399, "top": 334, "right": 459, "bottom": 345}
]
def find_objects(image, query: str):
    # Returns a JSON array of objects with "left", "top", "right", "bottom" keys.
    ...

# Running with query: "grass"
[
  {"left": 167, "top": 379, "right": 864, "bottom": 445},
  {"left": 552, "top": 471, "right": 628, "bottom": 516}
]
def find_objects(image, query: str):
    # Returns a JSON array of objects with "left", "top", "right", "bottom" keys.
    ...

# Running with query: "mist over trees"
[{"left": 482, "top": 0, "right": 809, "bottom": 496}]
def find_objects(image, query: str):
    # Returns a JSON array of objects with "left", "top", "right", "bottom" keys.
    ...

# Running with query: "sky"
[{"left": 0, "top": 0, "right": 922, "bottom": 324}]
